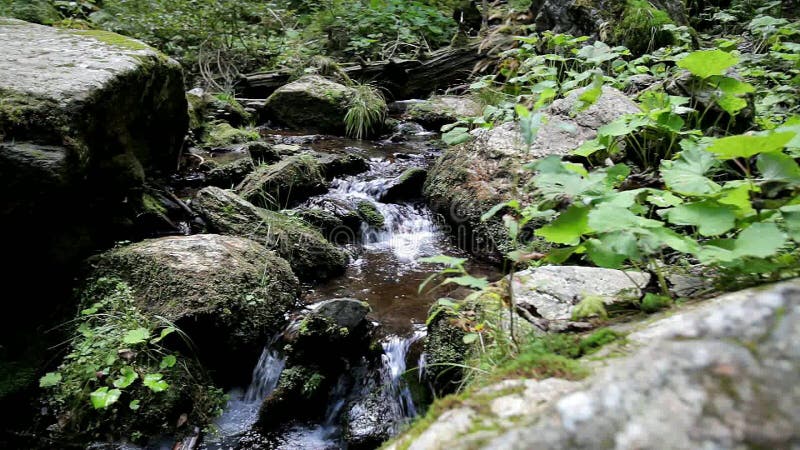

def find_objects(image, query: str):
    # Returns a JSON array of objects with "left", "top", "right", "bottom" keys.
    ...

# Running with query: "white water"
[
  {"left": 205, "top": 346, "right": 286, "bottom": 446},
  {"left": 381, "top": 329, "right": 427, "bottom": 420}
]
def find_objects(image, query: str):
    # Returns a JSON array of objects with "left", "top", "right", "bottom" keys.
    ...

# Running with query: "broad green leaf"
[
  {"left": 151, "top": 326, "right": 176, "bottom": 344},
  {"left": 462, "top": 333, "right": 479, "bottom": 344},
  {"left": 705, "top": 132, "right": 794, "bottom": 160},
  {"left": 660, "top": 146, "right": 720, "bottom": 195},
  {"left": 717, "top": 182, "right": 755, "bottom": 217},
  {"left": 573, "top": 139, "right": 605, "bottom": 157},
  {"left": 585, "top": 238, "right": 628, "bottom": 268},
  {"left": 757, "top": 152, "right": 800, "bottom": 183},
  {"left": 443, "top": 275, "right": 489, "bottom": 290},
  {"left": 123, "top": 327, "right": 150, "bottom": 345},
  {"left": 646, "top": 190, "right": 684, "bottom": 207},
  {"left": 645, "top": 227, "right": 700, "bottom": 254},
  {"left": 113, "top": 367, "right": 138, "bottom": 389},
  {"left": 481, "top": 201, "right": 509, "bottom": 222},
  {"left": 142, "top": 373, "right": 169, "bottom": 393},
  {"left": 663, "top": 200, "right": 737, "bottom": 236},
  {"left": 39, "top": 372, "right": 61, "bottom": 388},
  {"left": 535, "top": 205, "right": 589, "bottom": 245},
  {"left": 677, "top": 49, "right": 738, "bottom": 79},
  {"left": 716, "top": 94, "right": 749, "bottom": 116},
  {"left": 90, "top": 387, "right": 122, "bottom": 409},
  {"left": 419, "top": 255, "right": 467, "bottom": 267},
  {"left": 129, "top": 400, "right": 141, "bottom": 411},
  {"left": 160, "top": 355, "right": 177, "bottom": 369},
  {"left": 734, "top": 222, "right": 787, "bottom": 258},
  {"left": 780, "top": 204, "right": 800, "bottom": 242},
  {"left": 442, "top": 127, "right": 471, "bottom": 146},
  {"left": 588, "top": 204, "right": 662, "bottom": 233}
]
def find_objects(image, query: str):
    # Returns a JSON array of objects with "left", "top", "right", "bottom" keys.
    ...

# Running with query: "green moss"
[
  {"left": 141, "top": 193, "right": 167, "bottom": 216},
  {"left": 612, "top": 0, "right": 675, "bottom": 54},
  {"left": 73, "top": 29, "right": 154, "bottom": 53},
  {"left": 0, "top": 361, "right": 36, "bottom": 400},
  {"left": 357, "top": 200, "right": 385, "bottom": 227},
  {"left": 203, "top": 122, "right": 260, "bottom": 148}
]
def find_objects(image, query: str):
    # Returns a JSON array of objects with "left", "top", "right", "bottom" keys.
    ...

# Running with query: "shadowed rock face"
[
  {"left": 0, "top": 19, "right": 188, "bottom": 315},
  {"left": 387, "top": 279, "right": 800, "bottom": 450}
]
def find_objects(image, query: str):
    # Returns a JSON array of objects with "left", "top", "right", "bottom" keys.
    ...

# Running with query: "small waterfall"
[
  {"left": 206, "top": 344, "right": 286, "bottom": 446},
  {"left": 244, "top": 347, "right": 286, "bottom": 403},
  {"left": 381, "top": 330, "right": 426, "bottom": 419}
]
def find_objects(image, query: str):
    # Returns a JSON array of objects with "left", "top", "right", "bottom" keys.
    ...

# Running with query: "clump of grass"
[{"left": 344, "top": 82, "right": 386, "bottom": 139}]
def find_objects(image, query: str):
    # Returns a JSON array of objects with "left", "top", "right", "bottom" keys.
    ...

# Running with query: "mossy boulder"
[
  {"left": 288, "top": 207, "right": 347, "bottom": 240},
  {"left": 0, "top": 19, "right": 188, "bottom": 312},
  {"left": 236, "top": 154, "right": 328, "bottom": 209},
  {"left": 205, "top": 157, "right": 255, "bottom": 188},
  {"left": 425, "top": 307, "right": 469, "bottom": 396},
  {"left": 84, "top": 234, "right": 300, "bottom": 375},
  {"left": 194, "top": 186, "right": 348, "bottom": 281},
  {"left": 202, "top": 122, "right": 260, "bottom": 149},
  {"left": 406, "top": 96, "right": 482, "bottom": 130},
  {"left": 357, "top": 200, "right": 386, "bottom": 228},
  {"left": 424, "top": 86, "right": 638, "bottom": 262},
  {"left": 264, "top": 75, "right": 355, "bottom": 134}
]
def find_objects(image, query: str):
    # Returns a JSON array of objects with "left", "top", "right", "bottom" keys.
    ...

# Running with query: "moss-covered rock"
[
  {"left": 288, "top": 207, "right": 347, "bottom": 240},
  {"left": 264, "top": 75, "right": 355, "bottom": 134},
  {"left": 205, "top": 157, "right": 255, "bottom": 188},
  {"left": 193, "top": 186, "right": 348, "bottom": 281},
  {"left": 84, "top": 234, "right": 300, "bottom": 374},
  {"left": 236, "top": 154, "right": 328, "bottom": 209},
  {"left": 203, "top": 122, "right": 260, "bottom": 149},
  {"left": 406, "top": 95, "right": 482, "bottom": 130},
  {"left": 425, "top": 308, "right": 469, "bottom": 396},
  {"left": 0, "top": 19, "right": 189, "bottom": 320},
  {"left": 357, "top": 200, "right": 386, "bottom": 228}
]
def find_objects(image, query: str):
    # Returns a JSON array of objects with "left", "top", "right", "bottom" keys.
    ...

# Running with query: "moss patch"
[
  {"left": 203, "top": 122, "right": 260, "bottom": 148},
  {"left": 357, "top": 200, "right": 385, "bottom": 227},
  {"left": 612, "top": 0, "right": 675, "bottom": 54}
]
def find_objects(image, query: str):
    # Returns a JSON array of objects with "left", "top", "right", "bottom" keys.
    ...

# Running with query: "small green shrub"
[
  {"left": 39, "top": 278, "right": 225, "bottom": 442},
  {"left": 344, "top": 82, "right": 386, "bottom": 139}
]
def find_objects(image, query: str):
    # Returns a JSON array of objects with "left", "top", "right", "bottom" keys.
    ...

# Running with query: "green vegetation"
[
  {"left": 39, "top": 278, "right": 225, "bottom": 442},
  {"left": 344, "top": 82, "right": 387, "bottom": 139}
]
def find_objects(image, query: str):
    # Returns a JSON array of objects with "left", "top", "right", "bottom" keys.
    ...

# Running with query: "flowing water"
[{"left": 200, "top": 123, "right": 498, "bottom": 449}]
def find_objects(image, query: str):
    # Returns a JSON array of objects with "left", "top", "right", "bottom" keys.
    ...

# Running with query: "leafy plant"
[{"left": 39, "top": 278, "right": 225, "bottom": 441}]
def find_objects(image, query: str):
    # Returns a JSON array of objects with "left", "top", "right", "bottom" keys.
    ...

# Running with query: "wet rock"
[
  {"left": 205, "top": 157, "right": 255, "bottom": 188},
  {"left": 380, "top": 168, "right": 428, "bottom": 203},
  {"left": 0, "top": 19, "right": 187, "bottom": 310},
  {"left": 260, "top": 299, "right": 375, "bottom": 430},
  {"left": 512, "top": 266, "right": 651, "bottom": 330},
  {"left": 84, "top": 234, "right": 299, "bottom": 373},
  {"left": 193, "top": 186, "right": 348, "bottom": 281},
  {"left": 315, "top": 151, "right": 370, "bottom": 179},
  {"left": 424, "top": 86, "right": 638, "bottom": 262},
  {"left": 424, "top": 306, "right": 469, "bottom": 395},
  {"left": 247, "top": 141, "right": 282, "bottom": 164},
  {"left": 343, "top": 367, "right": 400, "bottom": 450},
  {"left": 288, "top": 207, "right": 346, "bottom": 242},
  {"left": 312, "top": 298, "right": 371, "bottom": 330},
  {"left": 307, "top": 197, "right": 365, "bottom": 233},
  {"left": 406, "top": 95, "right": 482, "bottom": 130},
  {"left": 356, "top": 200, "right": 385, "bottom": 228},
  {"left": 388, "top": 279, "right": 800, "bottom": 450},
  {"left": 264, "top": 75, "right": 354, "bottom": 134},
  {"left": 236, "top": 154, "right": 328, "bottom": 209}
]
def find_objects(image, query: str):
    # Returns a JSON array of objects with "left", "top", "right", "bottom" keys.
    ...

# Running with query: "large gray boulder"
[
  {"left": 387, "top": 279, "right": 800, "bottom": 450},
  {"left": 512, "top": 266, "right": 651, "bottom": 331},
  {"left": 406, "top": 95, "right": 482, "bottom": 130},
  {"left": 0, "top": 19, "right": 187, "bottom": 302},
  {"left": 84, "top": 234, "right": 299, "bottom": 373},
  {"left": 193, "top": 186, "right": 348, "bottom": 281},
  {"left": 424, "top": 87, "right": 638, "bottom": 262},
  {"left": 264, "top": 75, "right": 354, "bottom": 134}
]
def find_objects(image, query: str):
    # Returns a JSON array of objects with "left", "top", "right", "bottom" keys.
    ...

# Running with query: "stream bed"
[{"left": 178, "top": 122, "right": 497, "bottom": 450}]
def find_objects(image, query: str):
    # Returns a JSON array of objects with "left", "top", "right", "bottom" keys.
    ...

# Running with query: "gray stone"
[
  {"left": 311, "top": 298, "right": 371, "bottom": 330},
  {"left": 424, "top": 87, "right": 638, "bottom": 261},
  {"left": 236, "top": 154, "right": 328, "bottom": 209},
  {"left": 193, "top": 186, "right": 348, "bottom": 281},
  {"left": 406, "top": 95, "right": 482, "bottom": 130},
  {"left": 0, "top": 19, "right": 187, "bottom": 302},
  {"left": 512, "top": 265, "right": 650, "bottom": 324},
  {"left": 85, "top": 234, "right": 299, "bottom": 367},
  {"left": 205, "top": 157, "right": 255, "bottom": 188},
  {"left": 264, "top": 75, "right": 354, "bottom": 134},
  {"left": 388, "top": 279, "right": 800, "bottom": 450}
]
